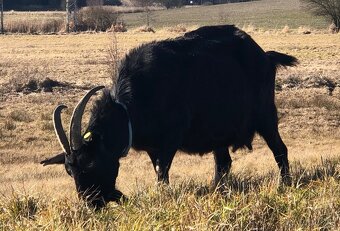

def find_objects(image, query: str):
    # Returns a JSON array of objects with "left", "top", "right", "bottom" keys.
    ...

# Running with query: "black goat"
[{"left": 41, "top": 25, "right": 297, "bottom": 208}]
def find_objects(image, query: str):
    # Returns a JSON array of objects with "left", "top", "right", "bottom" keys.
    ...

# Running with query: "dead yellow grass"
[{"left": 0, "top": 31, "right": 339, "bottom": 229}]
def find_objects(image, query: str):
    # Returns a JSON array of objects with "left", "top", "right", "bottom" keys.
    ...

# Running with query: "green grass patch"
[{"left": 122, "top": 0, "right": 328, "bottom": 29}]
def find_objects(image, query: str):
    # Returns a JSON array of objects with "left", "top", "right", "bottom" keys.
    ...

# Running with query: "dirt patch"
[
  {"left": 38, "top": 78, "right": 69, "bottom": 92},
  {"left": 277, "top": 75, "right": 339, "bottom": 95},
  {"left": 0, "top": 77, "right": 95, "bottom": 97},
  {"left": 12, "top": 77, "right": 71, "bottom": 93}
]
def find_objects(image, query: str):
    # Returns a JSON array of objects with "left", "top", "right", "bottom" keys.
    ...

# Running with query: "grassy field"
[
  {"left": 0, "top": 29, "right": 339, "bottom": 229},
  {"left": 0, "top": 0, "right": 340, "bottom": 229},
  {"left": 122, "top": 0, "right": 328, "bottom": 29}
]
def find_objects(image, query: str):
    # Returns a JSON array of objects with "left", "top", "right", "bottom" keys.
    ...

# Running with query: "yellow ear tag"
[{"left": 83, "top": 132, "right": 92, "bottom": 142}]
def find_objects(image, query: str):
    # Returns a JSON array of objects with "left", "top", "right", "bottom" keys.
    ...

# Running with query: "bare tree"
[{"left": 301, "top": 0, "right": 340, "bottom": 32}]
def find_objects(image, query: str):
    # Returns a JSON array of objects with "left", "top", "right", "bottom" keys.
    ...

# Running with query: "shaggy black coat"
[
  {"left": 75, "top": 25, "right": 297, "bottom": 208},
  {"left": 95, "top": 25, "right": 295, "bottom": 154}
]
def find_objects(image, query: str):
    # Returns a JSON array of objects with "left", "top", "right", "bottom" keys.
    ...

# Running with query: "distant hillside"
[{"left": 121, "top": 0, "right": 328, "bottom": 29}]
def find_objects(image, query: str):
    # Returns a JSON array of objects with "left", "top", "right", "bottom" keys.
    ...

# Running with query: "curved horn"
[
  {"left": 69, "top": 86, "right": 105, "bottom": 151},
  {"left": 53, "top": 105, "right": 71, "bottom": 155}
]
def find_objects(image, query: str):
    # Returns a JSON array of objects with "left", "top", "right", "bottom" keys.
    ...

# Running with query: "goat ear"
[{"left": 40, "top": 152, "right": 66, "bottom": 166}]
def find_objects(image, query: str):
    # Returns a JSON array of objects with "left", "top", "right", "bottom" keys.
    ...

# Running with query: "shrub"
[
  {"left": 3, "top": 194, "right": 39, "bottom": 220},
  {"left": 5, "top": 19, "right": 63, "bottom": 34},
  {"left": 297, "top": 26, "right": 311, "bottom": 34},
  {"left": 77, "top": 6, "right": 119, "bottom": 31},
  {"left": 168, "top": 24, "right": 187, "bottom": 33},
  {"left": 281, "top": 75, "right": 302, "bottom": 89},
  {"left": 40, "top": 19, "right": 64, "bottom": 33},
  {"left": 112, "top": 22, "right": 127, "bottom": 32},
  {"left": 328, "top": 22, "right": 338, "bottom": 33},
  {"left": 281, "top": 25, "right": 290, "bottom": 33},
  {"left": 136, "top": 26, "right": 155, "bottom": 33}
]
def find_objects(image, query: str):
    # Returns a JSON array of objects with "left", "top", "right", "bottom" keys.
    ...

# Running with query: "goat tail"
[{"left": 266, "top": 51, "right": 298, "bottom": 69}]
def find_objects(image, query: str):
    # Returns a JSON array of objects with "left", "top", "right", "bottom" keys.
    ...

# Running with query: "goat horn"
[
  {"left": 53, "top": 105, "right": 71, "bottom": 155},
  {"left": 69, "top": 86, "right": 105, "bottom": 151}
]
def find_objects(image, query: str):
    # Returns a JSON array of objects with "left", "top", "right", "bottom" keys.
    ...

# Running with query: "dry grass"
[
  {"left": 0, "top": 161, "right": 339, "bottom": 230},
  {"left": 1, "top": 5, "right": 163, "bottom": 34},
  {"left": 0, "top": 28, "right": 339, "bottom": 229},
  {"left": 5, "top": 19, "right": 64, "bottom": 34}
]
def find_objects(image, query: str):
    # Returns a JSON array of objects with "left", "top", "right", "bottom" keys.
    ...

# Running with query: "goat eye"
[
  {"left": 87, "top": 162, "right": 95, "bottom": 169},
  {"left": 65, "top": 166, "right": 73, "bottom": 177}
]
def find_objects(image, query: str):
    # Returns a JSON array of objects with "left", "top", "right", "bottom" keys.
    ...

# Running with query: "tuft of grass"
[
  {"left": 281, "top": 25, "right": 290, "bottom": 33},
  {"left": 0, "top": 127, "right": 4, "bottom": 140},
  {"left": 167, "top": 24, "right": 187, "bottom": 33},
  {"left": 277, "top": 94, "right": 340, "bottom": 110},
  {"left": 40, "top": 121, "right": 54, "bottom": 131},
  {"left": 311, "top": 95, "right": 340, "bottom": 111},
  {"left": 4, "top": 120, "right": 16, "bottom": 131},
  {"left": 135, "top": 26, "right": 156, "bottom": 33},
  {"left": 280, "top": 75, "right": 302, "bottom": 89},
  {"left": 297, "top": 26, "right": 312, "bottom": 34},
  {"left": 9, "top": 110, "right": 33, "bottom": 123},
  {"left": 3, "top": 194, "right": 39, "bottom": 220},
  {"left": 108, "top": 22, "right": 128, "bottom": 32},
  {"left": 40, "top": 112, "right": 51, "bottom": 121}
]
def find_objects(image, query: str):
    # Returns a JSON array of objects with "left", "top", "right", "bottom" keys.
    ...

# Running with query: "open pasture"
[{"left": 0, "top": 24, "right": 339, "bottom": 230}]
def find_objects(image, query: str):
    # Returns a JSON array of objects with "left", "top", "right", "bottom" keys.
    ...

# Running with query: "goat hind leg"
[
  {"left": 147, "top": 150, "right": 176, "bottom": 184},
  {"left": 260, "top": 130, "right": 291, "bottom": 186}
]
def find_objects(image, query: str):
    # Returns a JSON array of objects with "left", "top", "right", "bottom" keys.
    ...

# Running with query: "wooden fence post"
[
  {"left": 1, "top": 0, "right": 4, "bottom": 34},
  {"left": 73, "top": 0, "right": 78, "bottom": 32},
  {"left": 66, "top": 0, "right": 70, "bottom": 32}
]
